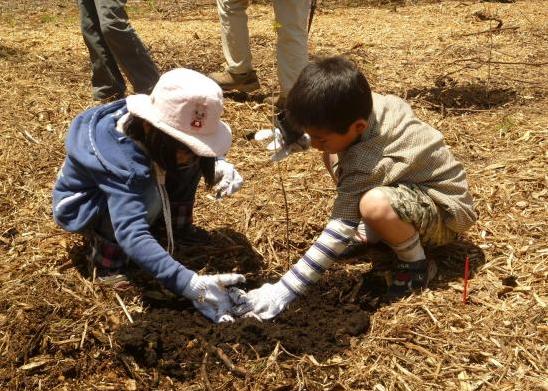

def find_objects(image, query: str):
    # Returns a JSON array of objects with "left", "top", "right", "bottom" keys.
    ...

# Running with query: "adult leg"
[
  {"left": 216, "top": 0, "right": 253, "bottom": 74},
  {"left": 78, "top": 0, "right": 125, "bottom": 100},
  {"left": 95, "top": 0, "right": 159, "bottom": 94},
  {"left": 272, "top": 0, "right": 309, "bottom": 97},
  {"left": 209, "top": 0, "right": 259, "bottom": 92}
]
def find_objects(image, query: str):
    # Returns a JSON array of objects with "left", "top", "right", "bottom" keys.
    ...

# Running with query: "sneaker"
[
  {"left": 208, "top": 70, "right": 260, "bottom": 93},
  {"left": 178, "top": 224, "right": 212, "bottom": 245},
  {"left": 386, "top": 258, "right": 437, "bottom": 299}
]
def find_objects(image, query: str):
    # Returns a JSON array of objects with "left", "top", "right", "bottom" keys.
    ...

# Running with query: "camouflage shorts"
[
  {"left": 327, "top": 154, "right": 456, "bottom": 247},
  {"left": 377, "top": 184, "right": 457, "bottom": 247}
]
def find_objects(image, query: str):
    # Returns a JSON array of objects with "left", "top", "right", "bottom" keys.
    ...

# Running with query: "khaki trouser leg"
[
  {"left": 273, "top": 0, "right": 309, "bottom": 96},
  {"left": 216, "top": 0, "right": 253, "bottom": 74}
]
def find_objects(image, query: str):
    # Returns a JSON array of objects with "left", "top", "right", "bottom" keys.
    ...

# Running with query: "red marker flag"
[{"left": 463, "top": 256, "right": 470, "bottom": 304}]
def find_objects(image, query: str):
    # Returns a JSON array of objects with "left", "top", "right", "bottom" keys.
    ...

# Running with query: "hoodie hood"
[{"left": 65, "top": 100, "right": 152, "bottom": 187}]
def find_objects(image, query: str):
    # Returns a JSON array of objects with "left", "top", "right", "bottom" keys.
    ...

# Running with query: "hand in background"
[
  {"left": 254, "top": 128, "right": 311, "bottom": 162},
  {"left": 213, "top": 159, "right": 244, "bottom": 198}
]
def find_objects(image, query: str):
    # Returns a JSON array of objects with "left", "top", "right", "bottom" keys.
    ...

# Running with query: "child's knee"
[{"left": 359, "top": 188, "right": 393, "bottom": 222}]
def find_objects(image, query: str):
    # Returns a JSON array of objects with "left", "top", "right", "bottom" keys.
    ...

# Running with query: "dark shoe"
[
  {"left": 208, "top": 70, "right": 260, "bottom": 93},
  {"left": 386, "top": 258, "right": 437, "bottom": 299},
  {"left": 178, "top": 224, "right": 212, "bottom": 245},
  {"left": 93, "top": 91, "right": 125, "bottom": 103}
]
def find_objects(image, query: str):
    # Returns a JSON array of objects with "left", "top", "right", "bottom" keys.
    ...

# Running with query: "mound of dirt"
[{"left": 117, "top": 276, "right": 371, "bottom": 379}]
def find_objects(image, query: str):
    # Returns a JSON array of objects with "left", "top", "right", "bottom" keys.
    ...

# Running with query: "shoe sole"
[{"left": 221, "top": 80, "right": 260, "bottom": 93}]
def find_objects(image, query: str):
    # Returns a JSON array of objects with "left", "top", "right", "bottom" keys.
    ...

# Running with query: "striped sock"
[{"left": 389, "top": 232, "right": 425, "bottom": 262}]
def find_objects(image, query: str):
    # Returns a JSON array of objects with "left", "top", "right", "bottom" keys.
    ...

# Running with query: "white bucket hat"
[{"left": 126, "top": 68, "right": 231, "bottom": 157}]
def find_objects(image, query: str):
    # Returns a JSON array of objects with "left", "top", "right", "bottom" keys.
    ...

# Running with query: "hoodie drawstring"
[{"left": 153, "top": 163, "right": 174, "bottom": 255}]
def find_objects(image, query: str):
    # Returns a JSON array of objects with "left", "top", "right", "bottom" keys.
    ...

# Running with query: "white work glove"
[
  {"left": 213, "top": 159, "right": 243, "bottom": 199},
  {"left": 254, "top": 128, "right": 311, "bottom": 162},
  {"left": 182, "top": 273, "right": 246, "bottom": 323},
  {"left": 228, "top": 281, "right": 297, "bottom": 320}
]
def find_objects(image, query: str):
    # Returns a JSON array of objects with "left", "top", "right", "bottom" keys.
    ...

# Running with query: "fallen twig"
[
  {"left": 342, "top": 277, "right": 364, "bottom": 304},
  {"left": 201, "top": 352, "right": 213, "bottom": 391},
  {"left": 21, "top": 130, "right": 40, "bottom": 144},
  {"left": 449, "top": 56, "right": 546, "bottom": 67},
  {"left": 201, "top": 339, "right": 247, "bottom": 378},
  {"left": 115, "top": 293, "right": 134, "bottom": 324},
  {"left": 79, "top": 320, "right": 88, "bottom": 349},
  {"left": 463, "top": 256, "right": 470, "bottom": 304},
  {"left": 211, "top": 345, "right": 247, "bottom": 378}
]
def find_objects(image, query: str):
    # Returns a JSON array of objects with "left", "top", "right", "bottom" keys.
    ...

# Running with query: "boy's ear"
[{"left": 350, "top": 118, "right": 368, "bottom": 137}]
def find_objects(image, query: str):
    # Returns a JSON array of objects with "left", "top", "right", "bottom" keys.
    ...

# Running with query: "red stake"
[{"left": 463, "top": 256, "right": 470, "bottom": 304}]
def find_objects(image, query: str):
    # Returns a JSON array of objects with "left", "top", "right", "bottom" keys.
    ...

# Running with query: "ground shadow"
[
  {"left": 407, "top": 81, "right": 517, "bottom": 115},
  {"left": 224, "top": 90, "right": 269, "bottom": 105},
  {"left": 68, "top": 232, "right": 486, "bottom": 384},
  {"left": 339, "top": 238, "right": 487, "bottom": 308},
  {"left": 66, "top": 226, "right": 265, "bottom": 306},
  {"left": 0, "top": 43, "right": 26, "bottom": 59},
  {"left": 111, "top": 239, "right": 485, "bottom": 381}
]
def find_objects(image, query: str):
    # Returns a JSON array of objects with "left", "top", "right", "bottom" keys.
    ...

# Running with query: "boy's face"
[{"left": 306, "top": 119, "right": 368, "bottom": 153}]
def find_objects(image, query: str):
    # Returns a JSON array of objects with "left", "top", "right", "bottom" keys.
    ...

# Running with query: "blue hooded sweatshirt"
[{"left": 53, "top": 100, "right": 194, "bottom": 295}]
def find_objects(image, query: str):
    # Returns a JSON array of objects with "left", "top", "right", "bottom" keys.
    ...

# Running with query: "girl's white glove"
[
  {"left": 228, "top": 281, "right": 297, "bottom": 320},
  {"left": 182, "top": 273, "right": 246, "bottom": 323},
  {"left": 213, "top": 159, "right": 243, "bottom": 198},
  {"left": 254, "top": 128, "right": 311, "bottom": 162}
]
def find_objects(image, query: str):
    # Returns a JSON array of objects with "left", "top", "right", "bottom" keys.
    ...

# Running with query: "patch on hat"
[{"left": 191, "top": 104, "right": 207, "bottom": 129}]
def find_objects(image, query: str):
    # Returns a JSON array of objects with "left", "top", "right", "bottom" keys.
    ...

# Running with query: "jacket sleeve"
[{"left": 98, "top": 177, "right": 195, "bottom": 295}]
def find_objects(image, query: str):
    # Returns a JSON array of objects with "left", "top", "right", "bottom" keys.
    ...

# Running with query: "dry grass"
[{"left": 0, "top": 0, "right": 546, "bottom": 390}]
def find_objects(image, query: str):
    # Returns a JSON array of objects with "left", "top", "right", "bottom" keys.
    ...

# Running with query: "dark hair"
[
  {"left": 126, "top": 116, "right": 216, "bottom": 187},
  {"left": 286, "top": 56, "right": 373, "bottom": 134}
]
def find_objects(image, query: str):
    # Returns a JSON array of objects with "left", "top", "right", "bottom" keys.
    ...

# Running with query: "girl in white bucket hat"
[{"left": 53, "top": 68, "right": 244, "bottom": 323}]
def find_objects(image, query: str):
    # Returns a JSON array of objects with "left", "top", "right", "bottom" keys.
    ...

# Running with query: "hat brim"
[{"left": 126, "top": 94, "right": 232, "bottom": 157}]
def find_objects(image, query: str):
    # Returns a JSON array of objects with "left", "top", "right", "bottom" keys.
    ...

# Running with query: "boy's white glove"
[
  {"left": 254, "top": 128, "right": 311, "bottom": 162},
  {"left": 213, "top": 159, "right": 243, "bottom": 198},
  {"left": 228, "top": 281, "right": 297, "bottom": 320},
  {"left": 182, "top": 273, "right": 246, "bottom": 323}
]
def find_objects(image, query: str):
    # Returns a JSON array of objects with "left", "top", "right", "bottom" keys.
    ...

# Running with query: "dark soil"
[{"left": 117, "top": 277, "right": 371, "bottom": 376}]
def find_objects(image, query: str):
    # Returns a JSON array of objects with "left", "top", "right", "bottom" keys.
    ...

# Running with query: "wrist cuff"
[
  {"left": 180, "top": 270, "right": 199, "bottom": 298},
  {"left": 276, "top": 280, "right": 299, "bottom": 303}
]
